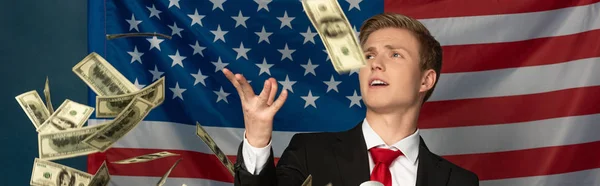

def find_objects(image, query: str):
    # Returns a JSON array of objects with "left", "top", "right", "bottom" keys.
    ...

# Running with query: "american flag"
[{"left": 86, "top": 0, "right": 600, "bottom": 185}]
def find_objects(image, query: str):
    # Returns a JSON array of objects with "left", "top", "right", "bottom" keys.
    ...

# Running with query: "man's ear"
[{"left": 419, "top": 69, "right": 436, "bottom": 93}]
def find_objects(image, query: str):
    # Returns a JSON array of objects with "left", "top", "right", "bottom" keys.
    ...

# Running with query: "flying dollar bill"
[
  {"left": 96, "top": 77, "right": 165, "bottom": 118},
  {"left": 112, "top": 151, "right": 179, "bottom": 164},
  {"left": 302, "top": 0, "right": 366, "bottom": 73},
  {"left": 44, "top": 77, "right": 55, "bottom": 114},
  {"left": 196, "top": 122, "right": 235, "bottom": 176},
  {"left": 88, "top": 161, "right": 111, "bottom": 186},
  {"left": 72, "top": 52, "right": 138, "bottom": 96},
  {"left": 302, "top": 175, "right": 313, "bottom": 186},
  {"left": 157, "top": 158, "right": 182, "bottom": 186},
  {"left": 38, "top": 122, "right": 108, "bottom": 161},
  {"left": 15, "top": 90, "right": 51, "bottom": 129},
  {"left": 30, "top": 158, "right": 92, "bottom": 186},
  {"left": 37, "top": 99, "right": 95, "bottom": 133},
  {"left": 83, "top": 96, "right": 155, "bottom": 152}
]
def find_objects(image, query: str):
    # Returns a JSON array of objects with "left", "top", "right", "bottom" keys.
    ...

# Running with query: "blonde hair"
[{"left": 359, "top": 13, "right": 442, "bottom": 103}]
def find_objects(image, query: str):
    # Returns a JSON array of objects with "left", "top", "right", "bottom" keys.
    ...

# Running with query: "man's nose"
[{"left": 370, "top": 57, "right": 385, "bottom": 71}]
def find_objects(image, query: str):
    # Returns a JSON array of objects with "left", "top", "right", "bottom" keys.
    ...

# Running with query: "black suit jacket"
[{"left": 234, "top": 122, "right": 479, "bottom": 186}]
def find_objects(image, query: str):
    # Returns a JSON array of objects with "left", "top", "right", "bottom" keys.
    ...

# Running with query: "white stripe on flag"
[
  {"left": 87, "top": 119, "right": 300, "bottom": 156},
  {"left": 109, "top": 175, "right": 233, "bottom": 186},
  {"left": 89, "top": 114, "right": 600, "bottom": 157},
  {"left": 480, "top": 168, "right": 600, "bottom": 186},
  {"left": 420, "top": 2, "right": 600, "bottom": 46},
  {"left": 421, "top": 113, "right": 600, "bottom": 156},
  {"left": 431, "top": 57, "right": 600, "bottom": 101}
]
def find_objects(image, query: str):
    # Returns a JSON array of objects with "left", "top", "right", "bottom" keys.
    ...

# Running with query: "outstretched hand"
[{"left": 222, "top": 68, "right": 288, "bottom": 148}]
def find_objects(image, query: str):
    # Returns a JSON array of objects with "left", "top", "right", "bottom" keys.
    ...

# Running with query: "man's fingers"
[
  {"left": 222, "top": 68, "right": 246, "bottom": 101},
  {"left": 236, "top": 74, "right": 256, "bottom": 101},
  {"left": 266, "top": 78, "right": 278, "bottom": 106},
  {"left": 270, "top": 89, "right": 288, "bottom": 112},
  {"left": 257, "top": 80, "right": 271, "bottom": 105}
]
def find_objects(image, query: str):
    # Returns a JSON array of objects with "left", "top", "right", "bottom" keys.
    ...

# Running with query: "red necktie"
[{"left": 369, "top": 147, "right": 403, "bottom": 186}]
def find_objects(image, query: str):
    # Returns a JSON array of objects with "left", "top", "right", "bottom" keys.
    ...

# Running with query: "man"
[{"left": 223, "top": 13, "right": 479, "bottom": 186}]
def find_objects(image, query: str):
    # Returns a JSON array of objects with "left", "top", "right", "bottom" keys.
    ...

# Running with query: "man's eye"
[
  {"left": 365, "top": 54, "right": 374, "bottom": 59},
  {"left": 392, "top": 53, "right": 401, "bottom": 58}
]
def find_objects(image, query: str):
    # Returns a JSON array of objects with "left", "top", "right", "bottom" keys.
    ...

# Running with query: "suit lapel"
[
  {"left": 416, "top": 137, "right": 451, "bottom": 186},
  {"left": 332, "top": 122, "right": 371, "bottom": 186}
]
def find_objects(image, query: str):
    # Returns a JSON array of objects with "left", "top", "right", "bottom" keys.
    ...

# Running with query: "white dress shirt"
[{"left": 242, "top": 118, "right": 420, "bottom": 186}]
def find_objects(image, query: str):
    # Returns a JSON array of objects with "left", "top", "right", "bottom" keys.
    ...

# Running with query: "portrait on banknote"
[{"left": 57, "top": 169, "right": 76, "bottom": 186}]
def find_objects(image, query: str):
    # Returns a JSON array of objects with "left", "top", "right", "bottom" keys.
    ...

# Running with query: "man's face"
[{"left": 359, "top": 27, "right": 426, "bottom": 113}]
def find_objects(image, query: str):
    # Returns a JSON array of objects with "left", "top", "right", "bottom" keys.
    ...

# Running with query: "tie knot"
[{"left": 369, "top": 147, "right": 403, "bottom": 166}]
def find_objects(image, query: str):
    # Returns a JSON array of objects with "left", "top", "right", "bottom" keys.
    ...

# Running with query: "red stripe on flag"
[
  {"left": 443, "top": 140, "right": 600, "bottom": 180},
  {"left": 88, "top": 148, "right": 281, "bottom": 182},
  {"left": 419, "top": 86, "right": 600, "bottom": 129},
  {"left": 88, "top": 151, "right": 107, "bottom": 174},
  {"left": 441, "top": 29, "right": 600, "bottom": 73},
  {"left": 384, "top": 0, "right": 600, "bottom": 19}
]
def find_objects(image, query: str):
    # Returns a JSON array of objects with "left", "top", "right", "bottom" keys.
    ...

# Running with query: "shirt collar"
[{"left": 362, "top": 118, "right": 420, "bottom": 164}]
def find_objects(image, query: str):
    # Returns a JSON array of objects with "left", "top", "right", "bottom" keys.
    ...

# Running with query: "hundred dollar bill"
[
  {"left": 72, "top": 52, "right": 138, "bottom": 96},
  {"left": 302, "top": 175, "right": 313, "bottom": 186},
  {"left": 96, "top": 77, "right": 165, "bottom": 118},
  {"left": 38, "top": 122, "right": 108, "bottom": 161},
  {"left": 89, "top": 161, "right": 110, "bottom": 186},
  {"left": 302, "top": 0, "right": 366, "bottom": 73},
  {"left": 15, "top": 90, "right": 51, "bottom": 129},
  {"left": 30, "top": 158, "right": 92, "bottom": 186},
  {"left": 196, "top": 122, "right": 235, "bottom": 176},
  {"left": 37, "top": 99, "right": 95, "bottom": 133},
  {"left": 83, "top": 96, "right": 155, "bottom": 152},
  {"left": 44, "top": 77, "right": 55, "bottom": 114},
  {"left": 157, "top": 158, "right": 182, "bottom": 186},
  {"left": 112, "top": 151, "right": 179, "bottom": 164}
]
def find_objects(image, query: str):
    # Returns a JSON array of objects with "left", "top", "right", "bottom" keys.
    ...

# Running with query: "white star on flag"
[
  {"left": 323, "top": 49, "right": 330, "bottom": 61},
  {"left": 169, "top": 0, "right": 180, "bottom": 9},
  {"left": 126, "top": 14, "right": 142, "bottom": 31},
  {"left": 147, "top": 36, "right": 164, "bottom": 51},
  {"left": 212, "top": 57, "right": 229, "bottom": 72},
  {"left": 254, "top": 0, "right": 271, "bottom": 11},
  {"left": 127, "top": 46, "right": 143, "bottom": 64},
  {"left": 256, "top": 58, "right": 274, "bottom": 76},
  {"left": 189, "top": 41, "right": 206, "bottom": 57},
  {"left": 300, "top": 27, "right": 317, "bottom": 44},
  {"left": 323, "top": 75, "right": 342, "bottom": 93},
  {"left": 214, "top": 87, "right": 230, "bottom": 103},
  {"left": 211, "top": 25, "right": 228, "bottom": 43},
  {"left": 210, "top": 0, "right": 227, "bottom": 11},
  {"left": 191, "top": 69, "right": 208, "bottom": 86},
  {"left": 301, "top": 59, "right": 319, "bottom": 76},
  {"left": 346, "top": 0, "right": 362, "bottom": 11},
  {"left": 169, "top": 50, "right": 187, "bottom": 68},
  {"left": 133, "top": 78, "right": 146, "bottom": 89},
  {"left": 346, "top": 90, "right": 362, "bottom": 108},
  {"left": 232, "top": 11, "right": 250, "bottom": 28},
  {"left": 278, "top": 75, "right": 296, "bottom": 93},
  {"left": 255, "top": 26, "right": 273, "bottom": 44},
  {"left": 278, "top": 43, "right": 295, "bottom": 61},
  {"left": 301, "top": 90, "right": 319, "bottom": 108},
  {"left": 349, "top": 68, "right": 360, "bottom": 76},
  {"left": 277, "top": 11, "right": 295, "bottom": 29},
  {"left": 233, "top": 42, "right": 251, "bottom": 60},
  {"left": 148, "top": 65, "right": 164, "bottom": 81},
  {"left": 188, "top": 9, "right": 205, "bottom": 26},
  {"left": 147, "top": 4, "right": 162, "bottom": 20},
  {"left": 168, "top": 22, "right": 184, "bottom": 38},
  {"left": 170, "top": 82, "right": 186, "bottom": 100}
]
